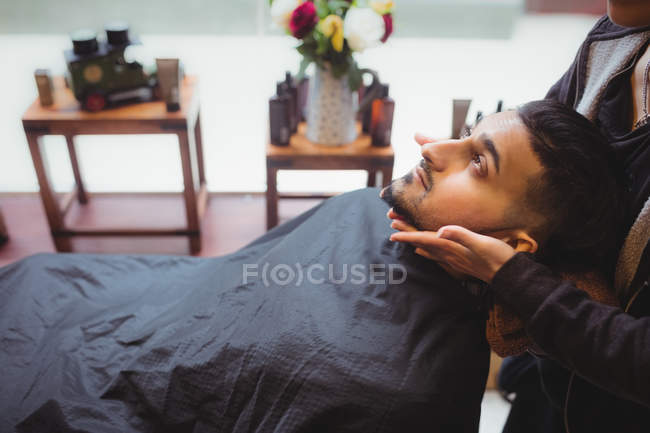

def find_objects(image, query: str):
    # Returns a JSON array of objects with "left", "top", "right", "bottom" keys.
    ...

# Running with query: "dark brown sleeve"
[{"left": 490, "top": 252, "right": 650, "bottom": 407}]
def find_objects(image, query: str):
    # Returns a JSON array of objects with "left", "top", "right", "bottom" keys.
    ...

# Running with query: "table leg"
[
  {"left": 194, "top": 110, "right": 206, "bottom": 185},
  {"left": 380, "top": 166, "right": 393, "bottom": 188},
  {"left": 65, "top": 135, "right": 88, "bottom": 204},
  {"left": 266, "top": 163, "right": 278, "bottom": 230},
  {"left": 178, "top": 130, "right": 201, "bottom": 254},
  {"left": 0, "top": 207, "right": 8, "bottom": 245},
  {"left": 367, "top": 169, "right": 377, "bottom": 187},
  {"left": 25, "top": 132, "right": 72, "bottom": 252}
]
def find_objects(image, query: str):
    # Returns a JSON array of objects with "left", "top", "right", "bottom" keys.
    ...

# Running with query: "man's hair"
[{"left": 515, "top": 99, "right": 621, "bottom": 268}]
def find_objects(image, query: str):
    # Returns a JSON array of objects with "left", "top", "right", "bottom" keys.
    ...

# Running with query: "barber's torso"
[{"left": 545, "top": 16, "right": 650, "bottom": 432}]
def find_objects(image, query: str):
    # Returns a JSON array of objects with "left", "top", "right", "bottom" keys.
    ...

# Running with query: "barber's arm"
[{"left": 390, "top": 222, "right": 650, "bottom": 408}]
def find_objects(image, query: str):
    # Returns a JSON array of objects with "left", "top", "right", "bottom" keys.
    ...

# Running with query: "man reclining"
[{"left": 0, "top": 100, "right": 618, "bottom": 433}]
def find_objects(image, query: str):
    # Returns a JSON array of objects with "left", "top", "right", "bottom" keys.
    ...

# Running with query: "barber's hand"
[
  {"left": 414, "top": 133, "right": 443, "bottom": 146},
  {"left": 387, "top": 209, "right": 516, "bottom": 283}
]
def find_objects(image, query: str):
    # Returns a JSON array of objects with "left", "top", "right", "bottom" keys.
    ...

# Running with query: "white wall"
[{"left": 0, "top": 14, "right": 598, "bottom": 194}]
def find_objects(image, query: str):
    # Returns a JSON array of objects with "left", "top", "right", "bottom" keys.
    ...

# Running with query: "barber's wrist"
[
  {"left": 491, "top": 252, "right": 531, "bottom": 287},
  {"left": 489, "top": 252, "right": 553, "bottom": 319},
  {"left": 486, "top": 249, "right": 517, "bottom": 283}
]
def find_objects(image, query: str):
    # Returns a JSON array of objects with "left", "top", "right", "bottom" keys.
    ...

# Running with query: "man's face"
[{"left": 381, "top": 111, "right": 544, "bottom": 236}]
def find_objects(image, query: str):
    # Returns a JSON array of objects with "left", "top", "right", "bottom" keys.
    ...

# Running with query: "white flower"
[
  {"left": 343, "top": 7, "right": 385, "bottom": 52},
  {"left": 270, "top": 0, "right": 302, "bottom": 31}
]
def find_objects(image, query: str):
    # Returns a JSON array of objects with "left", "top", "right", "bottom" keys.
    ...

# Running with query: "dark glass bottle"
[
  {"left": 277, "top": 82, "right": 297, "bottom": 133},
  {"left": 361, "top": 80, "right": 380, "bottom": 133},
  {"left": 269, "top": 93, "right": 291, "bottom": 146},
  {"left": 370, "top": 84, "right": 394, "bottom": 147},
  {"left": 71, "top": 29, "right": 99, "bottom": 55},
  {"left": 284, "top": 72, "right": 300, "bottom": 127}
]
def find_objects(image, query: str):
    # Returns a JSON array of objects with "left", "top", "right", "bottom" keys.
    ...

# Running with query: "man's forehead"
[
  {"left": 473, "top": 111, "right": 531, "bottom": 157},
  {"left": 473, "top": 110, "right": 524, "bottom": 134},
  {"left": 474, "top": 110, "right": 542, "bottom": 180}
]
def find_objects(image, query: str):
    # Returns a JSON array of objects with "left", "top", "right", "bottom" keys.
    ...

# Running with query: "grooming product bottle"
[
  {"left": 269, "top": 91, "right": 291, "bottom": 147},
  {"left": 277, "top": 82, "right": 297, "bottom": 133},
  {"left": 34, "top": 69, "right": 54, "bottom": 106},
  {"left": 361, "top": 80, "right": 380, "bottom": 133},
  {"left": 156, "top": 58, "right": 181, "bottom": 112},
  {"left": 451, "top": 99, "right": 471, "bottom": 139},
  {"left": 370, "top": 84, "right": 394, "bottom": 147},
  {"left": 284, "top": 72, "right": 300, "bottom": 128}
]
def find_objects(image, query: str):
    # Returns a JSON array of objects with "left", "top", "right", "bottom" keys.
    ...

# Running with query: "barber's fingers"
[
  {"left": 437, "top": 225, "right": 489, "bottom": 251},
  {"left": 386, "top": 208, "right": 405, "bottom": 221},
  {"left": 390, "top": 219, "right": 417, "bottom": 232},
  {"left": 414, "top": 133, "right": 438, "bottom": 146},
  {"left": 390, "top": 230, "right": 439, "bottom": 244},
  {"left": 415, "top": 247, "right": 436, "bottom": 260},
  {"left": 390, "top": 230, "right": 461, "bottom": 253}
]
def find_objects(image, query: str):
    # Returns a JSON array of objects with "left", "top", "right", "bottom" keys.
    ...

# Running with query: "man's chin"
[{"left": 380, "top": 182, "right": 421, "bottom": 229}]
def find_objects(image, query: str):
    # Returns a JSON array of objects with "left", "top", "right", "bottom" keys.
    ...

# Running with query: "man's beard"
[{"left": 380, "top": 160, "right": 433, "bottom": 230}]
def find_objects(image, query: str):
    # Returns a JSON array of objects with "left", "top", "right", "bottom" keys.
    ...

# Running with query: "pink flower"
[
  {"left": 290, "top": 1, "right": 319, "bottom": 39},
  {"left": 381, "top": 13, "right": 393, "bottom": 43}
]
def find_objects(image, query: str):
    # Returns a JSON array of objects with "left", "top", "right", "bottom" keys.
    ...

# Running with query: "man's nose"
[{"left": 420, "top": 139, "right": 465, "bottom": 172}]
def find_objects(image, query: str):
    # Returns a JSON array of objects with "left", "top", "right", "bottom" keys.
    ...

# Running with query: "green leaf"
[
  {"left": 316, "top": 0, "right": 330, "bottom": 18},
  {"left": 347, "top": 60, "right": 362, "bottom": 91},
  {"left": 297, "top": 56, "right": 312, "bottom": 80},
  {"left": 314, "top": 31, "right": 330, "bottom": 56},
  {"left": 328, "top": 0, "right": 351, "bottom": 13}
]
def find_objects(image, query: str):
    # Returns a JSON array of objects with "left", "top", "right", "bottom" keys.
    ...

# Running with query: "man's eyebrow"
[{"left": 477, "top": 133, "right": 500, "bottom": 174}]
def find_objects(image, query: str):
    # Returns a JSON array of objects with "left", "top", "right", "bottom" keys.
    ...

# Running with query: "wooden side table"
[
  {"left": 266, "top": 122, "right": 394, "bottom": 229},
  {"left": 22, "top": 75, "right": 207, "bottom": 253}
]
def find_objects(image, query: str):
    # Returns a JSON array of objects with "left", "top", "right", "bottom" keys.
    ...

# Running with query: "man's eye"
[{"left": 472, "top": 153, "right": 487, "bottom": 175}]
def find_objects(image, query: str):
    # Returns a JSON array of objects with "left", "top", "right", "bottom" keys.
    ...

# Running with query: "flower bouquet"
[{"left": 270, "top": 0, "right": 394, "bottom": 145}]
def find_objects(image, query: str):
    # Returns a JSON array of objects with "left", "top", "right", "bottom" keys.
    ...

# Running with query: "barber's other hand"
[
  {"left": 414, "top": 133, "right": 444, "bottom": 146},
  {"left": 388, "top": 215, "right": 516, "bottom": 283}
]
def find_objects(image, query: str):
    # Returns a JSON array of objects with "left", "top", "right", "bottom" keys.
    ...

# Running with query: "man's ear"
[{"left": 500, "top": 230, "right": 539, "bottom": 254}]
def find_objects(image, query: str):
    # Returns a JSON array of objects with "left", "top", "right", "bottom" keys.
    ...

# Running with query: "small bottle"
[
  {"left": 70, "top": 29, "right": 99, "bottom": 55},
  {"left": 269, "top": 93, "right": 291, "bottom": 146},
  {"left": 370, "top": 84, "right": 394, "bottom": 147},
  {"left": 284, "top": 71, "right": 300, "bottom": 127},
  {"left": 166, "top": 86, "right": 181, "bottom": 112},
  {"left": 277, "top": 82, "right": 297, "bottom": 133},
  {"left": 34, "top": 69, "right": 54, "bottom": 106},
  {"left": 361, "top": 80, "right": 380, "bottom": 133}
]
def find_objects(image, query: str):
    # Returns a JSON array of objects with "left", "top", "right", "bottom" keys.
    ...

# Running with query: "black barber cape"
[{"left": 0, "top": 188, "right": 489, "bottom": 433}]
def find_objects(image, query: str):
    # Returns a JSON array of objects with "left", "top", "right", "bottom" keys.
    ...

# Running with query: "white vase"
[{"left": 306, "top": 66, "right": 358, "bottom": 146}]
